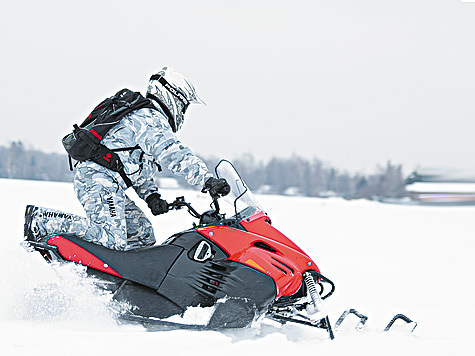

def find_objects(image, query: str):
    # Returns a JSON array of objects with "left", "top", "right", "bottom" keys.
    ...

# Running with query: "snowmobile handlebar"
[
  {"left": 167, "top": 196, "right": 221, "bottom": 223},
  {"left": 167, "top": 196, "right": 202, "bottom": 218}
]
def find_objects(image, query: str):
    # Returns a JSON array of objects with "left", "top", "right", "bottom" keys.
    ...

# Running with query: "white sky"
[{"left": 1, "top": 0, "right": 474, "bottom": 174}]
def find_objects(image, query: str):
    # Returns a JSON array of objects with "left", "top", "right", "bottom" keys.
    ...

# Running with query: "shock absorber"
[
  {"left": 303, "top": 272, "right": 323, "bottom": 314},
  {"left": 303, "top": 272, "right": 335, "bottom": 339}
]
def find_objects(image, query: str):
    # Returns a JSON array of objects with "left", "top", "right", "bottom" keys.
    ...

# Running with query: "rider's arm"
[
  {"left": 130, "top": 108, "right": 213, "bottom": 187},
  {"left": 133, "top": 179, "right": 159, "bottom": 201}
]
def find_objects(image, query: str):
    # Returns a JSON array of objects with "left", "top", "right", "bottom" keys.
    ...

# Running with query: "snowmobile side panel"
[
  {"left": 158, "top": 259, "right": 277, "bottom": 328},
  {"left": 240, "top": 210, "right": 308, "bottom": 256},
  {"left": 47, "top": 235, "right": 123, "bottom": 277},
  {"left": 114, "top": 281, "right": 184, "bottom": 319},
  {"left": 48, "top": 235, "right": 183, "bottom": 289},
  {"left": 231, "top": 246, "right": 302, "bottom": 297},
  {"left": 207, "top": 261, "right": 277, "bottom": 328},
  {"left": 165, "top": 231, "right": 229, "bottom": 260},
  {"left": 195, "top": 225, "right": 316, "bottom": 297}
]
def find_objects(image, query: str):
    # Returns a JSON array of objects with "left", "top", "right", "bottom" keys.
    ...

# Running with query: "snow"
[
  {"left": 157, "top": 177, "right": 181, "bottom": 190},
  {"left": 1, "top": 178, "right": 475, "bottom": 355}
]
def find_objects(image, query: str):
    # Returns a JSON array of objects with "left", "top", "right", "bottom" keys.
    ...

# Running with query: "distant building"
[{"left": 405, "top": 182, "right": 475, "bottom": 205}]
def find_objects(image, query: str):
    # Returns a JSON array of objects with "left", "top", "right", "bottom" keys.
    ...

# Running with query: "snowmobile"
[{"left": 24, "top": 160, "right": 415, "bottom": 338}]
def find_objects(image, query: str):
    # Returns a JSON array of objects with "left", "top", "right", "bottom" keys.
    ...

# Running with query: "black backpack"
[{"left": 62, "top": 88, "right": 156, "bottom": 187}]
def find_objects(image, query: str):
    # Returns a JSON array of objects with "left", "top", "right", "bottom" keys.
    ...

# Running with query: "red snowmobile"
[{"left": 24, "top": 160, "right": 415, "bottom": 338}]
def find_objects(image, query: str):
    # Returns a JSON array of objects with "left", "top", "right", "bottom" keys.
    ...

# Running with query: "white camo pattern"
[{"left": 37, "top": 104, "right": 212, "bottom": 250}]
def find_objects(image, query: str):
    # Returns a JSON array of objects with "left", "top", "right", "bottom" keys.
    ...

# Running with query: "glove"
[
  {"left": 201, "top": 177, "right": 231, "bottom": 198},
  {"left": 146, "top": 193, "right": 169, "bottom": 216}
]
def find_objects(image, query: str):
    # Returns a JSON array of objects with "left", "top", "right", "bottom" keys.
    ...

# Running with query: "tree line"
[
  {"left": 0, "top": 142, "right": 74, "bottom": 182},
  {"left": 0, "top": 142, "right": 407, "bottom": 200}
]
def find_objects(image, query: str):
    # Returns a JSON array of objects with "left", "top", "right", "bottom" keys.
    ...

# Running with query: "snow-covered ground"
[{"left": 1, "top": 178, "right": 474, "bottom": 355}]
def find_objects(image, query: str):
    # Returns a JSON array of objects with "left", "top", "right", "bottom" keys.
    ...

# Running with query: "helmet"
[{"left": 146, "top": 67, "right": 204, "bottom": 132}]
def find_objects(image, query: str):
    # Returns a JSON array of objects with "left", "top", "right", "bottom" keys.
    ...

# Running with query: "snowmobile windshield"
[{"left": 215, "top": 160, "right": 264, "bottom": 218}]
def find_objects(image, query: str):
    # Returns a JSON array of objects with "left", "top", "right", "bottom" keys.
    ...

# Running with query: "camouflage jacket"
[{"left": 75, "top": 104, "right": 212, "bottom": 200}]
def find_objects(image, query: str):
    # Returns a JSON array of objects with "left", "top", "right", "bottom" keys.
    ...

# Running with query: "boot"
[{"left": 24, "top": 205, "right": 47, "bottom": 242}]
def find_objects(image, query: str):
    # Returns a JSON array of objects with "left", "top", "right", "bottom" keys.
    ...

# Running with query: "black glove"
[
  {"left": 201, "top": 177, "right": 231, "bottom": 198},
  {"left": 146, "top": 193, "right": 169, "bottom": 216}
]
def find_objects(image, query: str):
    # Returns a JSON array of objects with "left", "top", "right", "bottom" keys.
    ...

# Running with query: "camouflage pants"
[{"left": 38, "top": 170, "right": 156, "bottom": 250}]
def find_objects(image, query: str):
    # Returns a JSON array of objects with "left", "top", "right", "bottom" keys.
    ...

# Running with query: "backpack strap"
[
  {"left": 68, "top": 155, "right": 74, "bottom": 171},
  {"left": 146, "top": 93, "right": 177, "bottom": 132},
  {"left": 110, "top": 145, "right": 141, "bottom": 152},
  {"left": 89, "top": 145, "right": 134, "bottom": 188},
  {"left": 118, "top": 170, "right": 133, "bottom": 188},
  {"left": 112, "top": 145, "right": 162, "bottom": 173}
]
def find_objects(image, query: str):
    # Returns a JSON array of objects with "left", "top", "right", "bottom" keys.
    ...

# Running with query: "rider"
[{"left": 24, "top": 67, "right": 230, "bottom": 250}]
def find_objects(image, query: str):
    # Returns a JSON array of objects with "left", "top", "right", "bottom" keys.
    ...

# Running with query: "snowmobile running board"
[
  {"left": 121, "top": 313, "right": 336, "bottom": 339},
  {"left": 119, "top": 313, "right": 211, "bottom": 331}
]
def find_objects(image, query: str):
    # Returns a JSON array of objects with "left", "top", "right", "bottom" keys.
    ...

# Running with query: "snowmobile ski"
[
  {"left": 335, "top": 309, "right": 368, "bottom": 330},
  {"left": 335, "top": 309, "right": 417, "bottom": 333},
  {"left": 384, "top": 314, "right": 418, "bottom": 333}
]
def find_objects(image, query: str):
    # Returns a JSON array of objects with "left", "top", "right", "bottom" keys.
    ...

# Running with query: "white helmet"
[{"left": 146, "top": 67, "right": 204, "bottom": 132}]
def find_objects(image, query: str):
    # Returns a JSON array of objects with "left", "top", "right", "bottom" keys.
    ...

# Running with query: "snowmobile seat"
[{"left": 49, "top": 234, "right": 184, "bottom": 290}]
